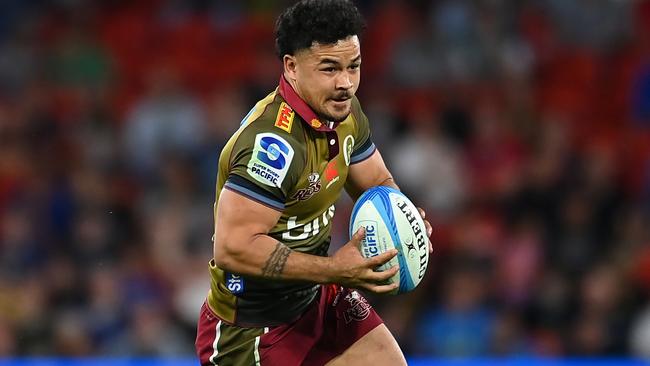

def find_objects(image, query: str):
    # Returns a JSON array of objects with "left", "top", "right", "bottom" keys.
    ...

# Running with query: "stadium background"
[{"left": 1, "top": 0, "right": 650, "bottom": 363}]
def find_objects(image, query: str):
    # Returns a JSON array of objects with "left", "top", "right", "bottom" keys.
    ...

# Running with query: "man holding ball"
[{"left": 196, "top": 1, "right": 433, "bottom": 365}]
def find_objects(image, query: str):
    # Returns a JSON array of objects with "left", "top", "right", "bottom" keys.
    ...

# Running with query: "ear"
[{"left": 283, "top": 54, "right": 298, "bottom": 81}]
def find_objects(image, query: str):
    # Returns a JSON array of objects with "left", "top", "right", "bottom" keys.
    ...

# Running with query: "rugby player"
[{"left": 196, "top": 1, "right": 433, "bottom": 365}]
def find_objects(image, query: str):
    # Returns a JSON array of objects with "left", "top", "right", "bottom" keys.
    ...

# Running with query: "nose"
[{"left": 335, "top": 72, "right": 353, "bottom": 90}]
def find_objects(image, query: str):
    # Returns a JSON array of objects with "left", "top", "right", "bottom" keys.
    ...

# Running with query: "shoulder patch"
[
  {"left": 274, "top": 102, "right": 294, "bottom": 133},
  {"left": 247, "top": 133, "right": 295, "bottom": 187}
]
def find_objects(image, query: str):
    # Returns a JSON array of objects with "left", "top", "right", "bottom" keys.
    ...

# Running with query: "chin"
[
  {"left": 331, "top": 113, "right": 350, "bottom": 123},
  {"left": 325, "top": 108, "right": 351, "bottom": 123}
]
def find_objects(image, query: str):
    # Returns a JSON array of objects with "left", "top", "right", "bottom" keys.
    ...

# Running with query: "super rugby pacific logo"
[
  {"left": 247, "top": 133, "right": 294, "bottom": 188},
  {"left": 396, "top": 200, "right": 428, "bottom": 280}
]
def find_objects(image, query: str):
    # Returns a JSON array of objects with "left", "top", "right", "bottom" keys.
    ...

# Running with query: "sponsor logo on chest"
[{"left": 282, "top": 205, "right": 335, "bottom": 241}]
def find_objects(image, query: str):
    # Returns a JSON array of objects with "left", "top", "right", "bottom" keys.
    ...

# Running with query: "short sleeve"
[
  {"left": 224, "top": 129, "right": 302, "bottom": 211},
  {"left": 350, "top": 98, "right": 377, "bottom": 164}
]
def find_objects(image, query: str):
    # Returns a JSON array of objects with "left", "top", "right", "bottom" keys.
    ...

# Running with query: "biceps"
[
  {"left": 348, "top": 150, "right": 392, "bottom": 189},
  {"left": 215, "top": 188, "right": 282, "bottom": 247}
]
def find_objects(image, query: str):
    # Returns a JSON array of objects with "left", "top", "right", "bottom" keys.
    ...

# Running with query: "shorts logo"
[
  {"left": 247, "top": 133, "right": 294, "bottom": 187},
  {"left": 343, "top": 135, "right": 354, "bottom": 166},
  {"left": 343, "top": 291, "right": 371, "bottom": 323},
  {"left": 226, "top": 272, "right": 244, "bottom": 294},
  {"left": 293, "top": 173, "right": 321, "bottom": 201},
  {"left": 274, "top": 102, "right": 294, "bottom": 133}
]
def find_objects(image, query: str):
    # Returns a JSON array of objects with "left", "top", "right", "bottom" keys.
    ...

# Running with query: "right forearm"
[{"left": 215, "top": 234, "right": 335, "bottom": 284}]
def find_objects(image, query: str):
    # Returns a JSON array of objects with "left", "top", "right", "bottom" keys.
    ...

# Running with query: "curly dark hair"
[{"left": 275, "top": 0, "right": 366, "bottom": 58}]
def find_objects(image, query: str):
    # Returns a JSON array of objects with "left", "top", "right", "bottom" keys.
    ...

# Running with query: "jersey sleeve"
[
  {"left": 350, "top": 98, "right": 377, "bottom": 164},
  {"left": 223, "top": 128, "right": 304, "bottom": 211}
]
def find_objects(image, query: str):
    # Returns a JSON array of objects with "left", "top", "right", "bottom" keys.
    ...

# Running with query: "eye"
[
  {"left": 350, "top": 64, "right": 360, "bottom": 70},
  {"left": 321, "top": 67, "right": 335, "bottom": 73}
]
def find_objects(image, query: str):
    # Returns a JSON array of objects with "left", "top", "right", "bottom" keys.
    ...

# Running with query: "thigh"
[
  {"left": 303, "top": 286, "right": 397, "bottom": 365},
  {"left": 195, "top": 302, "right": 265, "bottom": 366},
  {"left": 325, "top": 324, "right": 407, "bottom": 366}
]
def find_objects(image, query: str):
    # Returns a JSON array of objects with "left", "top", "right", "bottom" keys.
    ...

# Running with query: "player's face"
[{"left": 287, "top": 36, "right": 361, "bottom": 123}]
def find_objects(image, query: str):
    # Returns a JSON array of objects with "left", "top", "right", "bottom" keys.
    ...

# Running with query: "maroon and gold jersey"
[{"left": 207, "top": 76, "right": 376, "bottom": 327}]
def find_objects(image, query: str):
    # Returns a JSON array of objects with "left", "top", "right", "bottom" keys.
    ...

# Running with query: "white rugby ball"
[{"left": 349, "top": 186, "right": 429, "bottom": 294}]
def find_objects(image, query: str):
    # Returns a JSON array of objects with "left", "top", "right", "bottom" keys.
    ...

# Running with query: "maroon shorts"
[{"left": 195, "top": 284, "right": 383, "bottom": 365}]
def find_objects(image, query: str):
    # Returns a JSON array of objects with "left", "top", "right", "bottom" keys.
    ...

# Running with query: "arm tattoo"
[{"left": 261, "top": 242, "right": 291, "bottom": 278}]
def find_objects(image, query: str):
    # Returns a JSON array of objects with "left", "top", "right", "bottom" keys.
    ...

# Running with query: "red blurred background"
[{"left": 1, "top": 0, "right": 650, "bottom": 359}]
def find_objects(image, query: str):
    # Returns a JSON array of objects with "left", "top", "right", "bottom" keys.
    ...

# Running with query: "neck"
[{"left": 283, "top": 73, "right": 328, "bottom": 122}]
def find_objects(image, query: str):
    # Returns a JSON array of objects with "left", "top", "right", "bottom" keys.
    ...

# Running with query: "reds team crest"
[{"left": 342, "top": 291, "right": 372, "bottom": 323}]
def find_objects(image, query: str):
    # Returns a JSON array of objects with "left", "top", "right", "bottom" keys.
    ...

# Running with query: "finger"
[
  {"left": 368, "top": 248, "right": 397, "bottom": 266},
  {"left": 350, "top": 227, "right": 366, "bottom": 249},
  {"left": 352, "top": 226, "right": 366, "bottom": 241},
  {"left": 428, "top": 239, "right": 433, "bottom": 254},
  {"left": 424, "top": 220, "right": 433, "bottom": 237},
  {"left": 417, "top": 207, "right": 426, "bottom": 219},
  {"left": 366, "top": 266, "right": 399, "bottom": 282},
  {"left": 365, "top": 282, "right": 399, "bottom": 294}
]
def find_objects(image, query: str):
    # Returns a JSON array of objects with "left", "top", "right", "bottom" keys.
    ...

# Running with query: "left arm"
[
  {"left": 345, "top": 149, "right": 397, "bottom": 201},
  {"left": 346, "top": 149, "right": 433, "bottom": 253}
]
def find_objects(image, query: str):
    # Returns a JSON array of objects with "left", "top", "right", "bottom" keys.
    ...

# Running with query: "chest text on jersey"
[{"left": 282, "top": 205, "right": 336, "bottom": 241}]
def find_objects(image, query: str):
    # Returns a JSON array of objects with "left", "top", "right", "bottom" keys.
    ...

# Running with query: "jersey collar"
[{"left": 278, "top": 75, "right": 337, "bottom": 132}]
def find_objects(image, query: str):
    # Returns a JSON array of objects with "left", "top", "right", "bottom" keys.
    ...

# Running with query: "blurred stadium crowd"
[{"left": 2, "top": 0, "right": 650, "bottom": 359}]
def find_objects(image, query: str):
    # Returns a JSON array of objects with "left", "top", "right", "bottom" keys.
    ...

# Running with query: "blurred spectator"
[
  {"left": 52, "top": 311, "right": 93, "bottom": 356},
  {"left": 495, "top": 217, "right": 543, "bottom": 308},
  {"left": 122, "top": 65, "right": 206, "bottom": 178},
  {"left": 412, "top": 264, "right": 495, "bottom": 357},
  {"left": 85, "top": 265, "right": 127, "bottom": 350},
  {"left": 389, "top": 105, "right": 466, "bottom": 218},
  {"left": 0, "top": 318, "right": 16, "bottom": 356},
  {"left": 542, "top": 0, "right": 631, "bottom": 51},
  {"left": 107, "top": 302, "right": 191, "bottom": 356},
  {"left": 568, "top": 264, "right": 630, "bottom": 355},
  {"left": 630, "top": 304, "right": 650, "bottom": 358}
]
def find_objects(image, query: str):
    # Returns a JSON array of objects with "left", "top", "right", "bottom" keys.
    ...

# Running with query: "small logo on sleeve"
[
  {"left": 226, "top": 273, "right": 244, "bottom": 294},
  {"left": 274, "top": 102, "right": 294, "bottom": 133},
  {"left": 247, "top": 133, "right": 295, "bottom": 187}
]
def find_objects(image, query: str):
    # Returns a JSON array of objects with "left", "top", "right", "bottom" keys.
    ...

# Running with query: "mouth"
[{"left": 330, "top": 96, "right": 351, "bottom": 106}]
